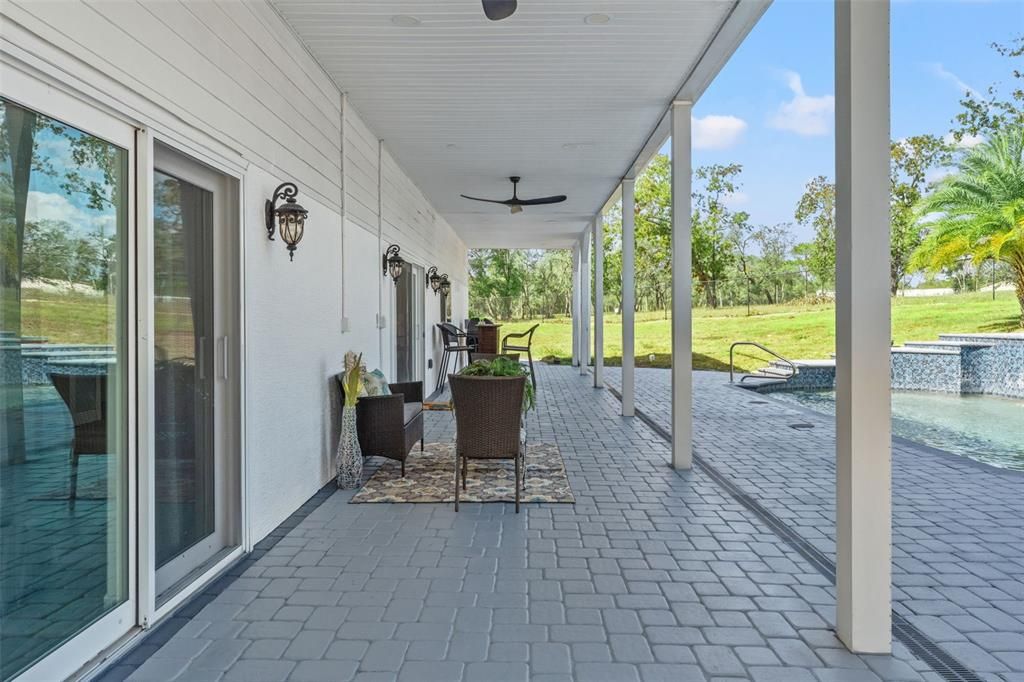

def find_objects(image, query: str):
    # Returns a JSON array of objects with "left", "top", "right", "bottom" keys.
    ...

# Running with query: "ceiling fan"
[
  {"left": 481, "top": 0, "right": 517, "bottom": 21},
  {"left": 461, "top": 176, "right": 567, "bottom": 215}
]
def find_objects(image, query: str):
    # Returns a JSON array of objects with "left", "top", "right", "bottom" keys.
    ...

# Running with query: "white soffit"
[{"left": 271, "top": 0, "right": 768, "bottom": 248}]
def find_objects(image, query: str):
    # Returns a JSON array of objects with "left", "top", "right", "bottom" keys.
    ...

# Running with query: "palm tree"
[{"left": 910, "top": 127, "right": 1024, "bottom": 323}]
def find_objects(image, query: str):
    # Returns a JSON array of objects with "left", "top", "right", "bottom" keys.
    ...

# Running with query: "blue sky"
[{"left": 662, "top": 0, "right": 1023, "bottom": 243}]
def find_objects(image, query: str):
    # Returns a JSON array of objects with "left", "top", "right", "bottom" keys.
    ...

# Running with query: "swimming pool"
[{"left": 765, "top": 389, "right": 1024, "bottom": 471}]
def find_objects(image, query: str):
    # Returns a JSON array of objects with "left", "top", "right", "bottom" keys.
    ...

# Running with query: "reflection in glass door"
[
  {"left": 152, "top": 148, "right": 236, "bottom": 600},
  {"left": 153, "top": 170, "right": 215, "bottom": 576},
  {"left": 0, "top": 97, "right": 129, "bottom": 679},
  {"left": 395, "top": 265, "right": 424, "bottom": 383}
]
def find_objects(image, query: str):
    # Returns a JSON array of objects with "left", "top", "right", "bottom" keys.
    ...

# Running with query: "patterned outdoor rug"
[{"left": 351, "top": 442, "right": 575, "bottom": 504}]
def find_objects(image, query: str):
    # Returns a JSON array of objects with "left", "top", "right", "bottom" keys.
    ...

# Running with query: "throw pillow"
[{"left": 360, "top": 368, "right": 392, "bottom": 397}]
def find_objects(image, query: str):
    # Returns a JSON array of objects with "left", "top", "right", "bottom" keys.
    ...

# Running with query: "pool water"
[{"left": 766, "top": 389, "right": 1024, "bottom": 471}]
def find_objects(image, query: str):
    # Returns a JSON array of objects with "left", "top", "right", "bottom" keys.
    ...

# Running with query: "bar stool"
[{"left": 436, "top": 323, "right": 475, "bottom": 392}]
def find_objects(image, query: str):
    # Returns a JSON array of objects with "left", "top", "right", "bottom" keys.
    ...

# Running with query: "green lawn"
[
  {"left": 496, "top": 291, "right": 1022, "bottom": 372},
  {"left": 12, "top": 288, "right": 1022, "bottom": 374}
]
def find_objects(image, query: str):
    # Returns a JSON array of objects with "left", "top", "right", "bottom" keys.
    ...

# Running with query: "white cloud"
[
  {"left": 928, "top": 63, "right": 979, "bottom": 98},
  {"left": 925, "top": 167, "right": 953, "bottom": 185},
  {"left": 943, "top": 132, "right": 984, "bottom": 149},
  {"left": 722, "top": 191, "right": 749, "bottom": 208},
  {"left": 768, "top": 71, "right": 834, "bottom": 136},
  {"left": 692, "top": 114, "right": 748, "bottom": 150},
  {"left": 26, "top": 191, "right": 116, "bottom": 236}
]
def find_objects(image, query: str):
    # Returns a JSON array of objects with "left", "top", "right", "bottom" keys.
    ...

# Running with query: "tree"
[
  {"left": 692, "top": 164, "right": 744, "bottom": 307},
  {"left": 634, "top": 154, "right": 673, "bottom": 313},
  {"left": 751, "top": 223, "right": 794, "bottom": 303},
  {"left": 890, "top": 135, "right": 953, "bottom": 294},
  {"left": 794, "top": 176, "right": 836, "bottom": 293},
  {"left": 467, "top": 249, "right": 528, "bottom": 320},
  {"left": 910, "top": 127, "right": 1024, "bottom": 323},
  {"left": 952, "top": 34, "right": 1023, "bottom": 143}
]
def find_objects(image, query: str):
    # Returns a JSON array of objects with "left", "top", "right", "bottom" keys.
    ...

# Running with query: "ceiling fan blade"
[
  {"left": 460, "top": 194, "right": 513, "bottom": 205},
  {"left": 517, "top": 195, "right": 568, "bottom": 206},
  {"left": 482, "top": 0, "right": 517, "bottom": 21}
]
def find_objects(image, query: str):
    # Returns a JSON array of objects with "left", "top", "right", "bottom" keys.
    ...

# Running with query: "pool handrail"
[{"left": 729, "top": 341, "right": 799, "bottom": 383}]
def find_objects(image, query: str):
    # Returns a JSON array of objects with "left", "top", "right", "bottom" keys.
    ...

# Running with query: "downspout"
[
  {"left": 340, "top": 93, "right": 347, "bottom": 331},
  {"left": 377, "top": 138, "right": 384, "bottom": 366}
]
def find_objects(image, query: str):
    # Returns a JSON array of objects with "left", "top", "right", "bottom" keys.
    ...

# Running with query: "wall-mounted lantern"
[
  {"left": 439, "top": 274, "right": 452, "bottom": 297},
  {"left": 265, "top": 182, "right": 308, "bottom": 261},
  {"left": 383, "top": 244, "right": 405, "bottom": 284},
  {"left": 426, "top": 266, "right": 444, "bottom": 295}
]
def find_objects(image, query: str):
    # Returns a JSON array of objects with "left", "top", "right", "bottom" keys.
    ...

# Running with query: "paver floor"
[
  {"left": 117, "top": 366, "right": 941, "bottom": 681},
  {"left": 605, "top": 367, "right": 1024, "bottom": 682}
]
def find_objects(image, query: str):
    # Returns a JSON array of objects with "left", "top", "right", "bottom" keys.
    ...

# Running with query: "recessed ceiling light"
[
  {"left": 562, "top": 142, "right": 593, "bottom": 150},
  {"left": 584, "top": 13, "right": 611, "bottom": 25},
  {"left": 391, "top": 15, "right": 421, "bottom": 27}
]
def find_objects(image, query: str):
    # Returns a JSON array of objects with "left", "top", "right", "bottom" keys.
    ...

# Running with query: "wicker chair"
[
  {"left": 50, "top": 372, "right": 109, "bottom": 506},
  {"left": 449, "top": 374, "right": 526, "bottom": 513},
  {"left": 501, "top": 323, "right": 540, "bottom": 390},
  {"left": 337, "top": 376, "right": 424, "bottom": 477}
]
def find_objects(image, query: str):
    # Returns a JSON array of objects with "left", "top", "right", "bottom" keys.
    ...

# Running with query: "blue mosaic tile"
[{"left": 749, "top": 334, "right": 1023, "bottom": 398}]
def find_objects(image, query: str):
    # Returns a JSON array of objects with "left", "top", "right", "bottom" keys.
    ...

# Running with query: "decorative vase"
[{"left": 336, "top": 406, "right": 362, "bottom": 489}]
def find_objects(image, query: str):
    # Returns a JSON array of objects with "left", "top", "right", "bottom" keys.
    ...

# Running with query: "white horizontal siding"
[
  {"left": 4, "top": 0, "right": 343, "bottom": 210},
  {"left": 1, "top": 0, "right": 469, "bottom": 552},
  {"left": 342, "top": 105, "right": 381, "bottom": 233}
]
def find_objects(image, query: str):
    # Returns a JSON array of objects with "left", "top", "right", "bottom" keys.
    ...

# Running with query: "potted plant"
[
  {"left": 449, "top": 356, "right": 536, "bottom": 512},
  {"left": 456, "top": 356, "right": 536, "bottom": 411},
  {"left": 336, "top": 352, "right": 364, "bottom": 488}
]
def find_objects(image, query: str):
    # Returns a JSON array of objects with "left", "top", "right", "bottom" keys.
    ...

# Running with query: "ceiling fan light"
[{"left": 510, "top": 204, "right": 523, "bottom": 215}]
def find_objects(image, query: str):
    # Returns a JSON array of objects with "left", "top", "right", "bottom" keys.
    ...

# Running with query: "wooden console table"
[{"left": 476, "top": 323, "right": 503, "bottom": 354}]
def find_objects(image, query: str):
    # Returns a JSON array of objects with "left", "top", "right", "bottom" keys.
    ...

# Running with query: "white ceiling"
[{"left": 271, "top": 0, "right": 763, "bottom": 248}]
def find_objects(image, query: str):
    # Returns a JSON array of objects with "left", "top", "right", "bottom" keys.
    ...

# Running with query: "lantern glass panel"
[
  {"left": 388, "top": 257, "right": 404, "bottom": 282},
  {"left": 278, "top": 212, "right": 305, "bottom": 247}
]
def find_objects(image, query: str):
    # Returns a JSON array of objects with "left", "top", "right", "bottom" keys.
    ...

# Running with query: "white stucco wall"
[{"left": 2, "top": 0, "right": 469, "bottom": 544}]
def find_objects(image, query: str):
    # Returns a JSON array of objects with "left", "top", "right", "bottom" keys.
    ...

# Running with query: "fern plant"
[{"left": 457, "top": 356, "right": 536, "bottom": 412}]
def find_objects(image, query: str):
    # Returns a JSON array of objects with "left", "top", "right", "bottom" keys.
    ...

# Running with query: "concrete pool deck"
[{"left": 604, "top": 367, "right": 1024, "bottom": 681}]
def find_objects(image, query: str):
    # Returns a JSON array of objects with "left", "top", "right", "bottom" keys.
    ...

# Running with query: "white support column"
[
  {"left": 621, "top": 177, "right": 636, "bottom": 417},
  {"left": 834, "top": 0, "right": 892, "bottom": 654},
  {"left": 670, "top": 101, "right": 694, "bottom": 470},
  {"left": 571, "top": 242, "right": 580, "bottom": 367},
  {"left": 580, "top": 230, "right": 592, "bottom": 375},
  {"left": 593, "top": 214, "right": 605, "bottom": 388}
]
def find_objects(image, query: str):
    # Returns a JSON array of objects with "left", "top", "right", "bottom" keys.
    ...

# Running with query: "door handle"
[
  {"left": 198, "top": 337, "right": 206, "bottom": 380},
  {"left": 219, "top": 336, "right": 229, "bottom": 380}
]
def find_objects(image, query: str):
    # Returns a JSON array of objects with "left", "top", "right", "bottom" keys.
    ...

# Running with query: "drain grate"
[
  {"left": 604, "top": 382, "right": 982, "bottom": 682},
  {"left": 893, "top": 614, "right": 985, "bottom": 682},
  {"left": 789, "top": 422, "right": 815, "bottom": 430},
  {"left": 749, "top": 400, "right": 770, "bottom": 405}
]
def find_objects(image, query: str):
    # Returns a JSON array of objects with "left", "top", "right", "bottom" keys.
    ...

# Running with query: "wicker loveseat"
[{"left": 337, "top": 376, "right": 424, "bottom": 477}]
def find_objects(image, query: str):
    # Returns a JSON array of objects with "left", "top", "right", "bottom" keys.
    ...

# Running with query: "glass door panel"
[
  {"left": 0, "top": 97, "right": 129, "bottom": 679},
  {"left": 152, "top": 147, "right": 236, "bottom": 600},
  {"left": 153, "top": 170, "right": 215, "bottom": 572},
  {"left": 395, "top": 265, "right": 423, "bottom": 383}
]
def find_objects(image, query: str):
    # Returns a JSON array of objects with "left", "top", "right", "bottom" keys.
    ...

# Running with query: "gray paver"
[{"left": 122, "top": 366, "right": 942, "bottom": 682}]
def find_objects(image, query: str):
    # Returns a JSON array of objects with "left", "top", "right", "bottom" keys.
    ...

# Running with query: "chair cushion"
[{"left": 403, "top": 402, "right": 423, "bottom": 425}]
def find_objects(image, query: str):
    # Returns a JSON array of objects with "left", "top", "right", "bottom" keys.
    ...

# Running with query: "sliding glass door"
[
  {"left": 0, "top": 96, "right": 132, "bottom": 680},
  {"left": 0, "top": 80, "right": 240, "bottom": 678},
  {"left": 395, "top": 264, "right": 424, "bottom": 383},
  {"left": 152, "top": 146, "right": 238, "bottom": 601}
]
